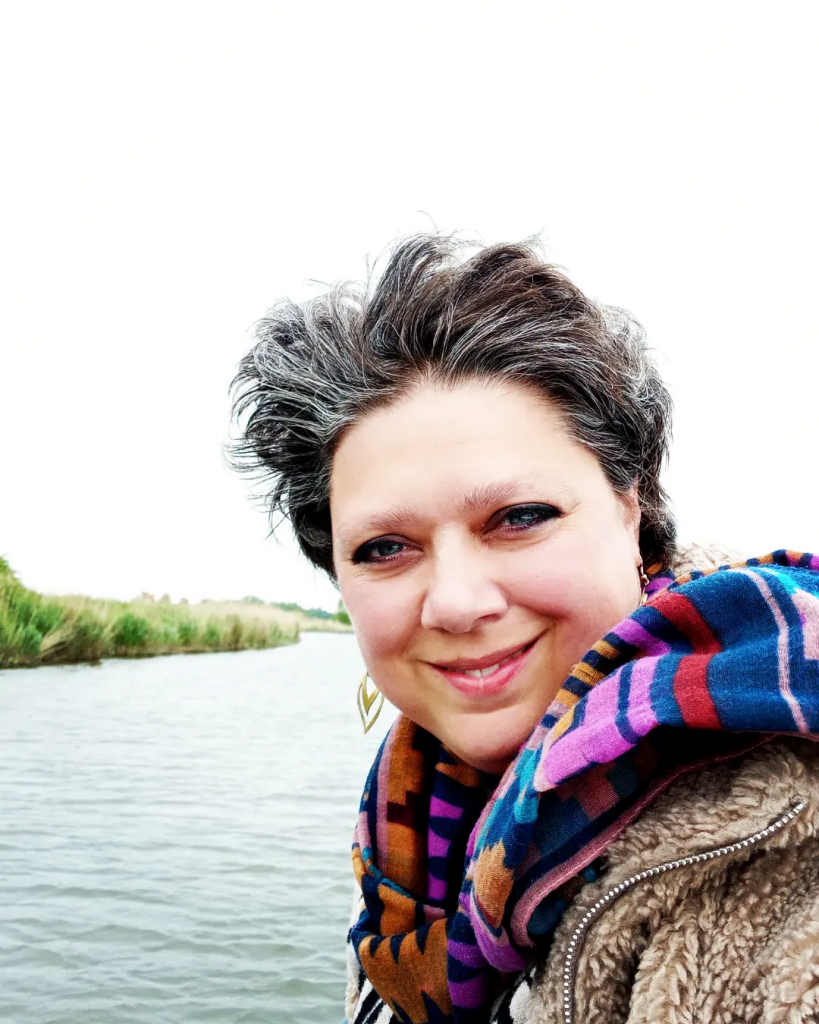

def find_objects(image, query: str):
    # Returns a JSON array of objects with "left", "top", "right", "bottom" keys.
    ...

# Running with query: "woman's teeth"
[
  {"left": 462, "top": 664, "right": 502, "bottom": 678},
  {"left": 454, "top": 646, "right": 526, "bottom": 678}
]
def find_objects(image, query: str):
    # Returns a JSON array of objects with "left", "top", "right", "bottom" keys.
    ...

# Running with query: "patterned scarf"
[{"left": 350, "top": 551, "right": 819, "bottom": 1023}]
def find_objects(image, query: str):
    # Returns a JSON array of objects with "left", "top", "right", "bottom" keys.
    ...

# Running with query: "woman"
[{"left": 230, "top": 235, "right": 819, "bottom": 1024}]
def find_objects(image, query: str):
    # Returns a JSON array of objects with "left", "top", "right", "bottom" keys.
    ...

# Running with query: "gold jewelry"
[
  {"left": 639, "top": 561, "right": 650, "bottom": 606},
  {"left": 357, "top": 673, "right": 384, "bottom": 734}
]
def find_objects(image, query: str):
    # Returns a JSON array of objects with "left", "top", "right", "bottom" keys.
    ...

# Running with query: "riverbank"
[{"left": 0, "top": 557, "right": 351, "bottom": 668}]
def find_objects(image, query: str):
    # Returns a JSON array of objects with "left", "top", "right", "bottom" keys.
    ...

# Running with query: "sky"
[{"left": 1, "top": 1, "right": 817, "bottom": 611}]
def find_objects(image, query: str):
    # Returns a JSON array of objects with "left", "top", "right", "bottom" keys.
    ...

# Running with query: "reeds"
[{"left": 0, "top": 556, "right": 304, "bottom": 668}]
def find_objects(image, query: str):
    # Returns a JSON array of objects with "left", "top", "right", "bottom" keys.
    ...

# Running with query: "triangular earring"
[{"left": 356, "top": 673, "right": 385, "bottom": 734}]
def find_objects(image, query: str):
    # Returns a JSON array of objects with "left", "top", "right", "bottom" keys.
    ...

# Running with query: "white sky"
[{"left": 1, "top": 1, "right": 817, "bottom": 611}]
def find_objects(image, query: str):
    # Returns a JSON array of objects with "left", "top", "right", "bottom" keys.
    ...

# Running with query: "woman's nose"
[{"left": 420, "top": 544, "right": 508, "bottom": 634}]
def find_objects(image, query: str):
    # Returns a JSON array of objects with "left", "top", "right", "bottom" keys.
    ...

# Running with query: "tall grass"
[{"left": 0, "top": 557, "right": 304, "bottom": 668}]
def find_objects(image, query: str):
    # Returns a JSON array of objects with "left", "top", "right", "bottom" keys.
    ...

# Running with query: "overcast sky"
[{"left": 1, "top": 1, "right": 817, "bottom": 611}]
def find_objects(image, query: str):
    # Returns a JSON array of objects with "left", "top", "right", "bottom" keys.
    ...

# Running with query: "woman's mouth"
[{"left": 428, "top": 637, "right": 540, "bottom": 697}]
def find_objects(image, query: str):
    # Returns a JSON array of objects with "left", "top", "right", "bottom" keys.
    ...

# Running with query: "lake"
[{"left": 0, "top": 632, "right": 396, "bottom": 1024}]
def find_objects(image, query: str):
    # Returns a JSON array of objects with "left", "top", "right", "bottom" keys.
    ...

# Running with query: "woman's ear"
[{"left": 620, "top": 480, "right": 642, "bottom": 546}]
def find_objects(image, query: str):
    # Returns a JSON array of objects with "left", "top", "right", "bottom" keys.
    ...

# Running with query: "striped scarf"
[{"left": 350, "top": 551, "right": 819, "bottom": 1023}]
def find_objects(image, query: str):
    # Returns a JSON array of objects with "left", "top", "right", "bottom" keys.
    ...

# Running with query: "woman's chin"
[{"left": 442, "top": 707, "right": 539, "bottom": 775}]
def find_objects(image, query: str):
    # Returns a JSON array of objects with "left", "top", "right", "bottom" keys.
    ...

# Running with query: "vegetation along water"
[{"left": 0, "top": 556, "right": 351, "bottom": 668}]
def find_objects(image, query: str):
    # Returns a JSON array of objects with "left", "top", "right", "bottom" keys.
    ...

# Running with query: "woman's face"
[{"left": 330, "top": 380, "right": 643, "bottom": 774}]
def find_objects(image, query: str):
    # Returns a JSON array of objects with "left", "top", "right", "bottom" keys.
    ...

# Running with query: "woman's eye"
[
  {"left": 353, "top": 538, "right": 406, "bottom": 564},
  {"left": 499, "top": 504, "right": 560, "bottom": 531}
]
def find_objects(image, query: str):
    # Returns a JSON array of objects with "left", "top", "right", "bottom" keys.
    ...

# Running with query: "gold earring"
[
  {"left": 357, "top": 673, "right": 384, "bottom": 734},
  {"left": 639, "top": 562, "right": 650, "bottom": 606}
]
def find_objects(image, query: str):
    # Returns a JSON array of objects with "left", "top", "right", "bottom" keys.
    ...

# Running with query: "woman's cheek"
[
  {"left": 505, "top": 547, "right": 626, "bottom": 653},
  {"left": 502, "top": 547, "right": 579, "bottom": 616},
  {"left": 343, "top": 578, "right": 413, "bottom": 664}
]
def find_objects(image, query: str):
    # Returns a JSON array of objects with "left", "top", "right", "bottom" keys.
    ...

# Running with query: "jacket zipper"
[{"left": 560, "top": 799, "right": 807, "bottom": 1024}]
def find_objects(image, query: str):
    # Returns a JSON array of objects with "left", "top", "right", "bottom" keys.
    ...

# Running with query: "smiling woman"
[
  {"left": 229, "top": 235, "right": 819, "bottom": 1024},
  {"left": 330, "top": 381, "right": 644, "bottom": 775}
]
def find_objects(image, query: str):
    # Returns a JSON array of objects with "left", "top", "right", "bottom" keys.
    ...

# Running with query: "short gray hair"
[{"left": 229, "top": 234, "right": 676, "bottom": 578}]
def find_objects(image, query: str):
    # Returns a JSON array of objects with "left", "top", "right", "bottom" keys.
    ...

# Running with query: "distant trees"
[
  {"left": 268, "top": 599, "right": 335, "bottom": 620},
  {"left": 267, "top": 597, "right": 351, "bottom": 625}
]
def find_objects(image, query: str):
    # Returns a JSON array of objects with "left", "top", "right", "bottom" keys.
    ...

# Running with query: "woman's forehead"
[
  {"left": 327, "top": 382, "right": 610, "bottom": 547},
  {"left": 333, "top": 381, "right": 570, "bottom": 470}
]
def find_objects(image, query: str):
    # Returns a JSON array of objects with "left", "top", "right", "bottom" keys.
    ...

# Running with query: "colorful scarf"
[{"left": 350, "top": 551, "right": 819, "bottom": 1023}]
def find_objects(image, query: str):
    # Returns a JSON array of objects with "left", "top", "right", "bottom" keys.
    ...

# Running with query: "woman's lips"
[{"left": 428, "top": 638, "right": 539, "bottom": 697}]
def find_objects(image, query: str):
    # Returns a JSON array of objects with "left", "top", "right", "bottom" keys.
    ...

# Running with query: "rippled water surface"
[{"left": 0, "top": 633, "right": 396, "bottom": 1024}]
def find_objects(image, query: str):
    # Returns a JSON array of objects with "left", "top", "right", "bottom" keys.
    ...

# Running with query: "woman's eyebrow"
[
  {"left": 458, "top": 479, "right": 536, "bottom": 513},
  {"left": 338, "top": 504, "right": 418, "bottom": 547}
]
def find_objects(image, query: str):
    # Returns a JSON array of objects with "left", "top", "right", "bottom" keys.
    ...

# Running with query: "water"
[{"left": 0, "top": 633, "right": 396, "bottom": 1024}]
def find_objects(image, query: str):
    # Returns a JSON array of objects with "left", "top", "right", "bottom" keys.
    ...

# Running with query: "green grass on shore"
[{"left": 0, "top": 556, "right": 352, "bottom": 668}]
